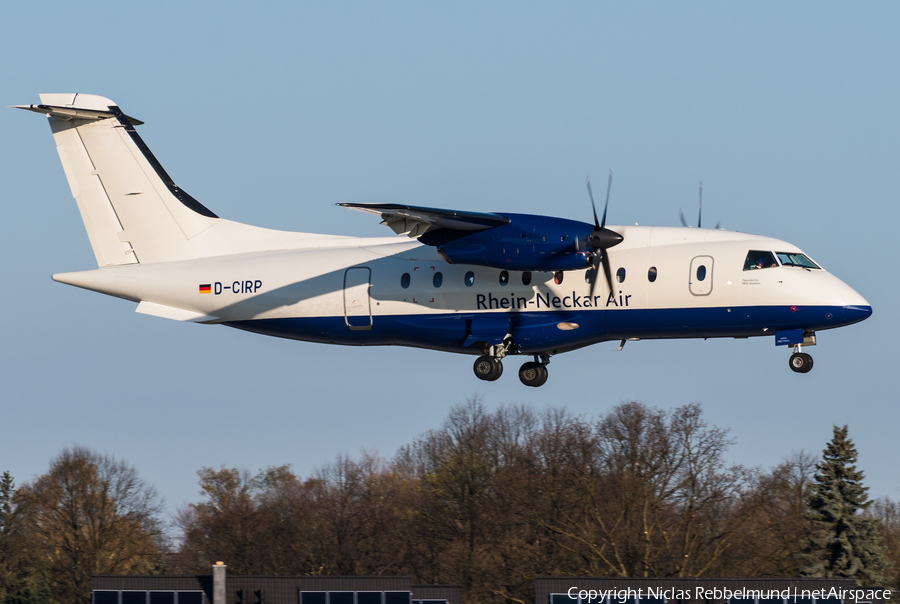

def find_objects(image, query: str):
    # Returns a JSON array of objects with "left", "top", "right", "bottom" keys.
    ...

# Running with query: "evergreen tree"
[
  {"left": 0, "top": 472, "right": 49, "bottom": 602},
  {"left": 0, "top": 472, "right": 13, "bottom": 531},
  {"left": 1, "top": 586, "right": 56, "bottom": 604},
  {"left": 802, "top": 425, "right": 887, "bottom": 585},
  {"left": 0, "top": 471, "right": 28, "bottom": 601}
]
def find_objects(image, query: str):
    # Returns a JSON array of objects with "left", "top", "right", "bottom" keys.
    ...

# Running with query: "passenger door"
[{"left": 343, "top": 267, "right": 372, "bottom": 330}]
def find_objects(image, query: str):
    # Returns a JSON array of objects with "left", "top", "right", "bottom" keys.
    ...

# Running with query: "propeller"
[
  {"left": 585, "top": 171, "right": 624, "bottom": 298},
  {"left": 679, "top": 182, "right": 703, "bottom": 228},
  {"left": 679, "top": 182, "right": 722, "bottom": 229}
]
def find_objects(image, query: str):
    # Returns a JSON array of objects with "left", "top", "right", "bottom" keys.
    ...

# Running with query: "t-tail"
[
  {"left": 17, "top": 94, "right": 221, "bottom": 266},
  {"left": 17, "top": 94, "right": 350, "bottom": 273}
]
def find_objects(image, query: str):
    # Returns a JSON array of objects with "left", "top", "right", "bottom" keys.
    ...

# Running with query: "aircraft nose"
[
  {"left": 840, "top": 304, "right": 872, "bottom": 322},
  {"left": 841, "top": 284, "right": 870, "bottom": 313},
  {"left": 808, "top": 270, "right": 872, "bottom": 326},
  {"left": 832, "top": 281, "right": 872, "bottom": 325}
]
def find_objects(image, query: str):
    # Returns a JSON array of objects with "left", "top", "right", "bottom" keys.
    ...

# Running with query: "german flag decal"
[{"left": 199, "top": 284, "right": 212, "bottom": 294}]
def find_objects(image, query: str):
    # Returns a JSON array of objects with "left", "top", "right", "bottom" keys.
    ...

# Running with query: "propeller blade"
[
  {"left": 698, "top": 181, "right": 703, "bottom": 228},
  {"left": 600, "top": 250, "right": 614, "bottom": 297},
  {"left": 601, "top": 170, "right": 613, "bottom": 228},
  {"left": 586, "top": 177, "right": 599, "bottom": 228},
  {"left": 589, "top": 253, "right": 601, "bottom": 299},
  {"left": 679, "top": 210, "right": 689, "bottom": 227}
]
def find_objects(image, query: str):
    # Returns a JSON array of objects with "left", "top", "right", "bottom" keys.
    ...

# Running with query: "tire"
[
  {"left": 518, "top": 362, "right": 549, "bottom": 387},
  {"left": 474, "top": 356, "right": 502, "bottom": 381},
  {"left": 518, "top": 362, "right": 540, "bottom": 386},
  {"left": 789, "top": 352, "right": 814, "bottom": 374}
]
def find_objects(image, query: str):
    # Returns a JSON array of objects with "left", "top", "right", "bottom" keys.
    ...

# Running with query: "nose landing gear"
[
  {"left": 473, "top": 340, "right": 512, "bottom": 382},
  {"left": 789, "top": 344, "right": 814, "bottom": 373}
]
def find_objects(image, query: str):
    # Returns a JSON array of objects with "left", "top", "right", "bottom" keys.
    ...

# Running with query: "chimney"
[{"left": 213, "top": 562, "right": 226, "bottom": 604}]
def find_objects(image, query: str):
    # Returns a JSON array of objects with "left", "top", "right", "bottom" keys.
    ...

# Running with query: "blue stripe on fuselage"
[{"left": 223, "top": 304, "right": 871, "bottom": 355}]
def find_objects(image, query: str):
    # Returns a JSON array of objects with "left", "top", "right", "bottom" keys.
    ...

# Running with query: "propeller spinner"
[{"left": 585, "top": 171, "right": 624, "bottom": 298}]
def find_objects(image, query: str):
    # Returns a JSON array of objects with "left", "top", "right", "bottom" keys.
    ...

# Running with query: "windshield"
[
  {"left": 776, "top": 252, "right": 820, "bottom": 269},
  {"left": 743, "top": 250, "right": 779, "bottom": 271}
]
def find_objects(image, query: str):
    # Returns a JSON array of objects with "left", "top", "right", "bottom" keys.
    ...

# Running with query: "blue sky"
[{"left": 2, "top": 2, "right": 898, "bottom": 520}]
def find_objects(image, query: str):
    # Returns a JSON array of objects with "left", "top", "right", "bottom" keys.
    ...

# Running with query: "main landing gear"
[
  {"left": 473, "top": 348, "right": 551, "bottom": 387},
  {"left": 789, "top": 344, "right": 814, "bottom": 374},
  {"left": 518, "top": 359, "right": 549, "bottom": 387}
]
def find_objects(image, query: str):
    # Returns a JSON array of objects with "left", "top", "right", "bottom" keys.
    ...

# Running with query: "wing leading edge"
[{"left": 339, "top": 203, "right": 509, "bottom": 238}]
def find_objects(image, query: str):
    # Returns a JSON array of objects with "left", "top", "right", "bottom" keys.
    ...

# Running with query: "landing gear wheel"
[
  {"left": 789, "top": 352, "right": 814, "bottom": 373},
  {"left": 474, "top": 356, "right": 503, "bottom": 381},
  {"left": 518, "top": 362, "right": 549, "bottom": 387}
]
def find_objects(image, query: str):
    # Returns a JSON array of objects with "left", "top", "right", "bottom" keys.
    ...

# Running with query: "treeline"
[{"left": 2, "top": 400, "right": 898, "bottom": 604}]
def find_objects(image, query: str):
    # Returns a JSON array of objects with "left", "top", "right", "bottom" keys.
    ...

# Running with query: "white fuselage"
[{"left": 53, "top": 225, "right": 871, "bottom": 356}]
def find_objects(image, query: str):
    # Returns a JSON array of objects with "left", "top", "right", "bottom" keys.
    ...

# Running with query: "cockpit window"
[
  {"left": 743, "top": 250, "right": 779, "bottom": 271},
  {"left": 776, "top": 252, "right": 821, "bottom": 269}
]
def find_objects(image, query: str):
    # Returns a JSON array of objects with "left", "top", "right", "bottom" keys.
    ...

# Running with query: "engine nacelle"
[{"left": 419, "top": 213, "right": 597, "bottom": 272}]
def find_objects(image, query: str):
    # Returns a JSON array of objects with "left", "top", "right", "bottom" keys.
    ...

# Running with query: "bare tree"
[
  {"left": 176, "top": 466, "right": 269, "bottom": 573},
  {"left": 308, "top": 453, "right": 406, "bottom": 575},
  {"left": 398, "top": 398, "right": 498, "bottom": 591},
  {"left": 527, "top": 402, "right": 752, "bottom": 578},
  {"left": 19, "top": 447, "right": 164, "bottom": 604},
  {"left": 868, "top": 497, "right": 900, "bottom": 590},
  {"left": 723, "top": 452, "right": 816, "bottom": 576}
]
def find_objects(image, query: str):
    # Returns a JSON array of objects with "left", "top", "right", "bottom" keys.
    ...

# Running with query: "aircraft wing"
[{"left": 339, "top": 203, "right": 509, "bottom": 237}]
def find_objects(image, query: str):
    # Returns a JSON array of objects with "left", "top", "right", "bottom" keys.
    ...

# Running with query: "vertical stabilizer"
[{"left": 18, "top": 94, "right": 220, "bottom": 266}]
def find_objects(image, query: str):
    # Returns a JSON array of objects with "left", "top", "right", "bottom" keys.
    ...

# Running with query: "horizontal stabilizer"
[
  {"left": 14, "top": 103, "right": 144, "bottom": 125},
  {"left": 135, "top": 301, "right": 218, "bottom": 323}
]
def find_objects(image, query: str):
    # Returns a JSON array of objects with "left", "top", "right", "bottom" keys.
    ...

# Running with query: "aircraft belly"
[
  {"left": 603, "top": 304, "right": 871, "bottom": 339},
  {"left": 223, "top": 310, "right": 611, "bottom": 354},
  {"left": 222, "top": 303, "right": 871, "bottom": 353}
]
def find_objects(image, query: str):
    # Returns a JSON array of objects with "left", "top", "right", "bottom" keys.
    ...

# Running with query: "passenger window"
[
  {"left": 433, "top": 272, "right": 443, "bottom": 288},
  {"left": 648, "top": 267, "right": 657, "bottom": 282},
  {"left": 464, "top": 271, "right": 475, "bottom": 287},
  {"left": 743, "top": 250, "right": 779, "bottom": 271},
  {"left": 776, "top": 252, "right": 820, "bottom": 269},
  {"left": 585, "top": 269, "right": 595, "bottom": 284},
  {"left": 522, "top": 271, "right": 532, "bottom": 286},
  {"left": 554, "top": 271, "right": 564, "bottom": 285},
  {"left": 401, "top": 273, "right": 410, "bottom": 289},
  {"left": 499, "top": 271, "right": 509, "bottom": 286},
  {"left": 616, "top": 268, "right": 626, "bottom": 283},
  {"left": 696, "top": 265, "right": 707, "bottom": 281}
]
